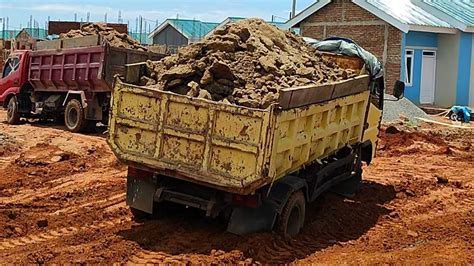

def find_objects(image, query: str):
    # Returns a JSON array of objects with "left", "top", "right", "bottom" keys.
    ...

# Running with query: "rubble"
[
  {"left": 142, "top": 19, "right": 357, "bottom": 108},
  {"left": 60, "top": 23, "right": 147, "bottom": 51}
]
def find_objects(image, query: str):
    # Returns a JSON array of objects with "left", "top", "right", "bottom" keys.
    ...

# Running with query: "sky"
[{"left": 0, "top": 0, "right": 315, "bottom": 33}]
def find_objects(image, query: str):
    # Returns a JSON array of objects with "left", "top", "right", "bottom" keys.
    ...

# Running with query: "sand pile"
[
  {"left": 142, "top": 19, "right": 357, "bottom": 108},
  {"left": 60, "top": 23, "right": 147, "bottom": 51}
]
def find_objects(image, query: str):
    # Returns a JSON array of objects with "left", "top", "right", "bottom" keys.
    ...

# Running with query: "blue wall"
[
  {"left": 402, "top": 31, "right": 438, "bottom": 104},
  {"left": 456, "top": 32, "right": 473, "bottom": 106},
  {"left": 406, "top": 31, "right": 438, "bottom": 47},
  {"left": 404, "top": 50, "right": 423, "bottom": 104}
]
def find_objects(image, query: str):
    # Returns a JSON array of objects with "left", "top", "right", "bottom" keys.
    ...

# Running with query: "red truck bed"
[{"left": 28, "top": 45, "right": 162, "bottom": 93}]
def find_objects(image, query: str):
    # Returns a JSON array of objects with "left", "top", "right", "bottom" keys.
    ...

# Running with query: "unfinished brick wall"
[{"left": 300, "top": 0, "right": 402, "bottom": 92}]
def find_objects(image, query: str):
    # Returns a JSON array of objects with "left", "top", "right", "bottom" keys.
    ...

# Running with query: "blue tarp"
[
  {"left": 450, "top": 106, "right": 472, "bottom": 123},
  {"left": 306, "top": 37, "right": 383, "bottom": 80}
]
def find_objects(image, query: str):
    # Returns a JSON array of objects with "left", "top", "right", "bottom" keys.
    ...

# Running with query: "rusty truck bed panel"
[
  {"left": 108, "top": 73, "right": 370, "bottom": 194},
  {"left": 108, "top": 80, "right": 273, "bottom": 193}
]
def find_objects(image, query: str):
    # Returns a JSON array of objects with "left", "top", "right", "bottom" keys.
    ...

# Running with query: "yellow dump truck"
[{"left": 107, "top": 53, "right": 404, "bottom": 236}]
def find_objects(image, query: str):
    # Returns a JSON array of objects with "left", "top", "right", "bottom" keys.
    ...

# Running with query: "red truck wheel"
[
  {"left": 6, "top": 96, "right": 21, "bottom": 125},
  {"left": 276, "top": 190, "right": 305, "bottom": 237},
  {"left": 64, "top": 99, "right": 87, "bottom": 132}
]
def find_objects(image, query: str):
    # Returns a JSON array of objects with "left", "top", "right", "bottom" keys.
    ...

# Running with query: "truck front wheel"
[
  {"left": 6, "top": 96, "right": 21, "bottom": 124},
  {"left": 65, "top": 99, "right": 87, "bottom": 132},
  {"left": 276, "top": 190, "right": 305, "bottom": 237}
]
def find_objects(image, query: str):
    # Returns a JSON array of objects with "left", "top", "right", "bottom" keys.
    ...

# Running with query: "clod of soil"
[
  {"left": 142, "top": 19, "right": 357, "bottom": 109},
  {"left": 436, "top": 175, "right": 449, "bottom": 184},
  {"left": 60, "top": 23, "right": 147, "bottom": 51},
  {"left": 385, "top": 125, "right": 400, "bottom": 134},
  {"left": 36, "top": 219, "right": 48, "bottom": 228}
]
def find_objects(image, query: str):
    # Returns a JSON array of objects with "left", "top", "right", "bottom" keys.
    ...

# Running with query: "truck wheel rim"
[
  {"left": 7, "top": 99, "right": 15, "bottom": 120},
  {"left": 67, "top": 108, "right": 79, "bottom": 128}
]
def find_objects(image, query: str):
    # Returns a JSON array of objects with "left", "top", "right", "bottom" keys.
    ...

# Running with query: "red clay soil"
[{"left": 0, "top": 111, "right": 472, "bottom": 264}]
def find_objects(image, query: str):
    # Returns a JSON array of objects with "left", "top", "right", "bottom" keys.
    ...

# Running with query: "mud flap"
[
  {"left": 227, "top": 202, "right": 277, "bottom": 235},
  {"left": 330, "top": 173, "right": 361, "bottom": 198},
  {"left": 126, "top": 176, "right": 156, "bottom": 214}
]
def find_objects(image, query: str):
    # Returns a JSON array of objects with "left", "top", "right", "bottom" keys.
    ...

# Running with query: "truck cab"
[{"left": 0, "top": 51, "right": 30, "bottom": 115}]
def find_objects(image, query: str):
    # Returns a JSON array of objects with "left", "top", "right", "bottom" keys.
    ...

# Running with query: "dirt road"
[{"left": 0, "top": 110, "right": 472, "bottom": 264}]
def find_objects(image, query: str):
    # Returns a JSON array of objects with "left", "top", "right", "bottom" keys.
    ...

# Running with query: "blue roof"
[{"left": 423, "top": 0, "right": 474, "bottom": 27}]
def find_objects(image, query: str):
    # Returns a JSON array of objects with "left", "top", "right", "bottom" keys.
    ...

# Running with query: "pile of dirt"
[
  {"left": 142, "top": 19, "right": 357, "bottom": 108},
  {"left": 60, "top": 23, "right": 147, "bottom": 51},
  {"left": 377, "top": 124, "right": 473, "bottom": 160}
]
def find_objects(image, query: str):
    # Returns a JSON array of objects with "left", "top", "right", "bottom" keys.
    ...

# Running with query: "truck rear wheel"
[
  {"left": 65, "top": 99, "right": 87, "bottom": 133},
  {"left": 6, "top": 96, "right": 21, "bottom": 124},
  {"left": 276, "top": 190, "right": 305, "bottom": 237}
]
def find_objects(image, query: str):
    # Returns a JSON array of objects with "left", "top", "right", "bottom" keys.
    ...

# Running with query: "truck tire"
[
  {"left": 276, "top": 190, "right": 305, "bottom": 237},
  {"left": 64, "top": 99, "right": 87, "bottom": 133},
  {"left": 6, "top": 96, "right": 21, "bottom": 124}
]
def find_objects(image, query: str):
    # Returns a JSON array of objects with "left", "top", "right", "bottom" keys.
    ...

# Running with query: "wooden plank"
[
  {"left": 278, "top": 75, "right": 369, "bottom": 110},
  {"left": 332, "top": 75, "right": 370, "bottom": 99},
  {"left": 415, "top": 117, "right": 473, "bottom": 129},
  {"left": 36, "top": 39, "right": 62, "bottom": 50},
  {"left": 278, "top": 83, "right": 335, "bottom": 110},
  {"left": 62, "top": 35, "right": 100, "bottom": 49}
]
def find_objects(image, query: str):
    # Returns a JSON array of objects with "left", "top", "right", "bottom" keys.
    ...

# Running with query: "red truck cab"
[{"left": 0, "top": 51, "right": 30, "bottom": 123}]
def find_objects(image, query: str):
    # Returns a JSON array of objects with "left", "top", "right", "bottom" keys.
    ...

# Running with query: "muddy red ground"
[{"left": 0, "top": 110, "right": 472, "bottom": 264}]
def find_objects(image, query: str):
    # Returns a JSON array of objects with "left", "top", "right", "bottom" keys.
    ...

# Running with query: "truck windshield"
[{"left": 2, "top": 56, "right": 21, "bottom": 78}]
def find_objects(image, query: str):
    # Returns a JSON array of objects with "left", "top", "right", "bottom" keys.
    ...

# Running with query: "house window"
[{"left": 405, "top": 49, "right": 414, "bottom": 86}]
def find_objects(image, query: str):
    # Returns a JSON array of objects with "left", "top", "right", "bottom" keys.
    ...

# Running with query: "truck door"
[
  {"left": 362, "top": 77, "right": 384, "bottom": 161},
  {"left": 0, "top": 55, "right": 22, "bottom": 104}
]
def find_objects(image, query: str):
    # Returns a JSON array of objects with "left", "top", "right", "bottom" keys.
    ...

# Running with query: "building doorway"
[{"left": 420, "top": 50, "right": 437, "bottom": 104}]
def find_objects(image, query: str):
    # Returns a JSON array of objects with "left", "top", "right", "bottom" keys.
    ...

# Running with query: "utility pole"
[
  {"left": 74, "top": 13, "right": 77, "bottom": 22},
  {"left": 139, "top": 16, "right": 143, "bottom": 43},
  {"left": 144, "top": 20, "right": 147, "bottom": 39},
  {"left": 87, "top": 12, "right": 90, "bottom": 22},
  {"left": 105, "top": 13, "right": 107, "bottom": 23},
  {"left": 118, "top": 10, "right": 122, "bottom": 23},
  {"left": 135, "top": 17, "right": 138, "bottom": 34},
  {"left": 291, "top": 0, "right": 297, "bottom": 18},
  {"left": 1, "top": 18, "right": 5, "bottom": 40}
]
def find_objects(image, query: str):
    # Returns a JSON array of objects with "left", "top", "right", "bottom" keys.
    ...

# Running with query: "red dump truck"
[{"left": 0, "top": 36, "right": 163, "bottom": 132}]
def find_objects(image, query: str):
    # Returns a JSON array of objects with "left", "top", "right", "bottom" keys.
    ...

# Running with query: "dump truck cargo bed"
[{"left": 108, "top": 71, "right": 371, "bottom": 195}]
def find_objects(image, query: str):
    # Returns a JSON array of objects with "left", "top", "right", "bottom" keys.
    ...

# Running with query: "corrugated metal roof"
[
  {"left": 423, "top": 0, "right": 474, "bottom": 26},
  {"left": 366, "top": 0, "right": 452, "bottom": 28},
  {"left": 168, "top": 19, "right": 219, "bottom": 39}
]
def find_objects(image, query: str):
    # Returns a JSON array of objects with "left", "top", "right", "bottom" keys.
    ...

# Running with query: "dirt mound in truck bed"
[
  {"left": 142, "top": 19, "right": 357, "bottom": 108},
  {"left": 60, "top": 23, "right": 147, "bottom": 51}
]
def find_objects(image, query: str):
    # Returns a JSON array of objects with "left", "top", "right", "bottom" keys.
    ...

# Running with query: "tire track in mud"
[
  {"left": 0, "top": 170, "right": 124, "bottom": 205},
  {"left": 0, "top": 217, "right": 130, "bottom": 251},
  {"left": 51, "top": 193, "right": 126, "bottom": 216},
  {"left": 0, "top": 156, "right": 13, "bottom": 169},
  {"left": 128, "top": 250, "right": 173, "bottom": 264}
]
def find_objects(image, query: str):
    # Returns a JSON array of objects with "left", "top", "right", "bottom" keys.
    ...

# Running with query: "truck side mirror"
[{"left": 393, "top": 80, "right": 405, "bottom": 100}]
